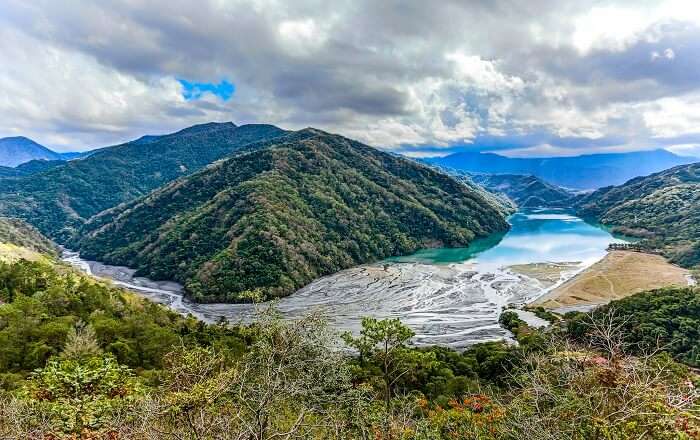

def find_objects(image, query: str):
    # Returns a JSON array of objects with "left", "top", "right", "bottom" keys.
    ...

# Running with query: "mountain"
[
  {"left": 0, "top": 217, "right": 57, "bottom": 256},
  {"left": 76, "top": 129, "right": 510, "bottom": 303},
  {"left": 0, "top": 136, "right": 63, "bottom": 166},
  {"left": 424, "top": 149, "right": 694, "bottom": 189},
  {"left": 468, "top": 173, "right": 576, "bottom": 208},
  {"left": 0, "top": 159, "right": 66, "bottom": 178},
  {"left": 577, "top": 163, "right": 700, "bottom": 267},
  {"left": 0, "top": 122, "right": 287, "bottom": 241}
]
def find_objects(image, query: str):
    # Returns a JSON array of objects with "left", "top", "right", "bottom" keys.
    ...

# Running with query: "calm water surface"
[{"left": 390, "top": 209, "right": 623, "bottom": 268}]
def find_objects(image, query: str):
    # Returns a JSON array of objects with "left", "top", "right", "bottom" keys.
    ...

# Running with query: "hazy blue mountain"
[
  {"left": 0, "top": 136, "right": 87, "bottom": 167},
  {"left": 423, "top": 149, "right": 694, "bottom": 189},
  {"left": 0, "top": 136, "right": 63, "bottom": 166},
  {"left": 0, "top": 122, "right": 287, "bottom": 241},
  {"left": 468, "top": 173, "right": 576, "bottom": 208}
]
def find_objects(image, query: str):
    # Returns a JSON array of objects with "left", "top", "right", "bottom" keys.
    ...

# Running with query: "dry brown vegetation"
[{"left": 534, "top": 251, "right": 690, "bottom": 309}]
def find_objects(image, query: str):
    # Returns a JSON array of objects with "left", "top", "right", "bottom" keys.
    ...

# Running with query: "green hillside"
[
  {"left": 0, "top": 123, "right": 286, "bottom": 241},
  {"left": 77, "top": 129, "right": 509, "bottom": 303},
  {"left": 0, "top": 217, "right": 57, "bottom": 256},
  {"left": 577, "top": 162, "right": 700, "bottom": 266}
]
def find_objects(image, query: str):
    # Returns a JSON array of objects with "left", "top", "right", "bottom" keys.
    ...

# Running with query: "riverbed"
[{"left": 63, "top": 209, "right": 625, "bottom": 348}]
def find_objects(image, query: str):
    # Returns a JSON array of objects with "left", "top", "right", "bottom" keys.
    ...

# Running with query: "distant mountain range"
[
  {"left": 423, "top": 149, "right": 696, "bottom": 189},
  {"left": 577, "top": 163, "right": 700, "bottom": 267},
  {"left": 0, "top": 136, "right": 84, "bottom": 167},
  {"left": 75, "top": 129, "right": 509, "bottom": 303},
  {"left": 468, "top": 173, "right": 576, "bottom": 208}
]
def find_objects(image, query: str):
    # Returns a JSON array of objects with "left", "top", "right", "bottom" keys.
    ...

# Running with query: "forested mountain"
[
  {"left": 467, "top": 173, "right": 575, "bottom": 208},
  {"left": 0, "top": 122, "right": 286, "bottom": 241},
  {"left": 76, "top": 129, "right": 510, "bottom": 303},
  {"left": 0, "top": 217, "right": 57, "bottom": 256},
  {"left": 424, "top": 149, "right": 693, "bottom": 189},
  {"left": 0, "top": 159, "right": 66, "bottom": 178},
  {"left": 577, "top": 162, "right": 700, "bottom": 266}
]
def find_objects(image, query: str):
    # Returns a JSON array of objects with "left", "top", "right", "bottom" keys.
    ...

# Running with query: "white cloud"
[
  {"left": 1, "top": 0, "right": 700, "bottom": 156},
  {"left": 643, "top": 94, "right": 700, "bottom": 138},
  {"left": 0, "top": 26, "right": 235, "bottom": 150}
]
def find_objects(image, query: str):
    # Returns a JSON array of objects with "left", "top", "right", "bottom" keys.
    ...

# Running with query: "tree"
[
  {"left": 136, "top": 309, "right": 357, "bottom": 439},
  {"left": 60, "top": 320, "right": 103, "bottom": 361},
  {"left": 343, "top": 317, "right": 418, "bottom": 439},
  {"left": 20, "top": 355, "right": 142, "bottom": 436}
]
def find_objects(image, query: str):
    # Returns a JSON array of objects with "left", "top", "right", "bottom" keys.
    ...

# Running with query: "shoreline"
[{"left": 531, "top": 250, "right": 693, "bottom": 312}]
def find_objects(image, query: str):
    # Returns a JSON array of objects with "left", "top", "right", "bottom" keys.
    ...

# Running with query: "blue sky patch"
[{"left": 178, "top": 79, "right": 235, "bottom": 101}]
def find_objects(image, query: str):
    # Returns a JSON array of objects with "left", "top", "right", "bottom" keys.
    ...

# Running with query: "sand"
[
  {"left": 508, "top": 262, "right": 581, "bottom": 288},
  {"left": 532, "top": 251, "right": 691, "bottom": 309}
]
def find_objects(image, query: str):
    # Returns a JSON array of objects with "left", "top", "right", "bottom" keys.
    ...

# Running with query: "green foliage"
[
  {"left": 586, "top": 287, "right": 700, "bottom": 367},
  {"left": 0, "top": 217, "right": 57, "bottom": 256},
  {"left": 0, "top": 259, "right": 248, "bottom": 386},
  {"left": 77, "top": 130, "right": 510, "bottom": 302},
  {"left": 21, "top": 355, "right": 142, "bottom": 435},
  {"left": 498, "top": 310, "right": 525, "bottom": 334},
  {"left": 526, "top": 306, "right": 559, "bottom": 323},
  {"left": 1, "top": 307, "right": 698, "bottom": 439},
  {"left": 577, "top": 163, "right": 700, "bottom": 266},
  {"left": 0, "top": 122, "right": 286, "bottom": 241}
]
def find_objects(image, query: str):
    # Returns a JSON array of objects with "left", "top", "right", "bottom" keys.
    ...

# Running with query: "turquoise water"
[{"left": 388, "top": 209, "right": 626, "bottom": 268}]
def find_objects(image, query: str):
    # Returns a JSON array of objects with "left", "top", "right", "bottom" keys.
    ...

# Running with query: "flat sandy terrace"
[{"left": 530, "top": 250, "right": 693, "bottom": 311}]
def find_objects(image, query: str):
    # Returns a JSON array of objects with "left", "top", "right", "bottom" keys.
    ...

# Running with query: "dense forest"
[
  {"left": 0, "top": 122, "right": 286, "bottom": 241},
  {"left": 0, "top": 255, "right": 697, "bottom": 439},
  {"left": 76, "top": 129, "right": 510, "bottom": 303},
  {"left": 0, "top": 159, "right": 66, "bottom": 178},
  {"left": 577, "top": 163, "right": 700, "bottom": 267}
]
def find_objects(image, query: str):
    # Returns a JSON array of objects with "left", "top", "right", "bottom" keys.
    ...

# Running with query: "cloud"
[{"left": 0, "top": 0, "right": 700, "bottom": 155}]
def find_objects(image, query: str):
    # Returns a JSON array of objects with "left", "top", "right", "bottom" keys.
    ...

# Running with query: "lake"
[{"left": 64, "top": 208, "right": 625, "bottom": 348}]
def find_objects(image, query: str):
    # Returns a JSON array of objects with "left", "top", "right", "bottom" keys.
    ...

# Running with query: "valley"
[
  {"left": 2, "top": 5, "right": 700, "bottom": 437},
  {"left": 63, "top": 208, "right": 635, "bottom": 347}
]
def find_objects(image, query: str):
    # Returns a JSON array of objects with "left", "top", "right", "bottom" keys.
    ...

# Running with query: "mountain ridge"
[
  {"left": 0, "top": 123, "right": 287, "bottom": 241},
  {"left": 76, "top": 129, "right": 510, "bottom": 303},
  {"left": 576, "top": 162, "right": 700, "bottom": 267}
]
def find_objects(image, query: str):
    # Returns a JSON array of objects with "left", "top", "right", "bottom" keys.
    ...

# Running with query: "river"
[{"left": 63, "top": 208, "right": 625, "bottom": 348}]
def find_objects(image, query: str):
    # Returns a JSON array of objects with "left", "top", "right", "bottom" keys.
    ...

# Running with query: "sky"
[{"left": 1, "top": 1, "right": 700, "bottom": 157}]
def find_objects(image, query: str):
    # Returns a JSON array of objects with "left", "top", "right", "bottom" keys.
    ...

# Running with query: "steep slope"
[
  {"left": 77, "top": 129, "right": 510, "bottom": 303},
  {"left": 0, "top": 159, "right": 66, "bottom": 178},
  {"left": 424, "top": 149, "right": 694, "bottom": 189},
  {"left": 0, "top": 136, "right": 64, "bottom": 167},
  {"left": 0, "top": 217, "right": 58, "bottom": 256},
  {"left": 469, "top": 173, "right": 576, "bottom": 208},
  {"left": 577, "top": 162, "right": 700, "bottom": 266},
  {"left": 0, "top": 122, "right": 286, "bottom": 241}
]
